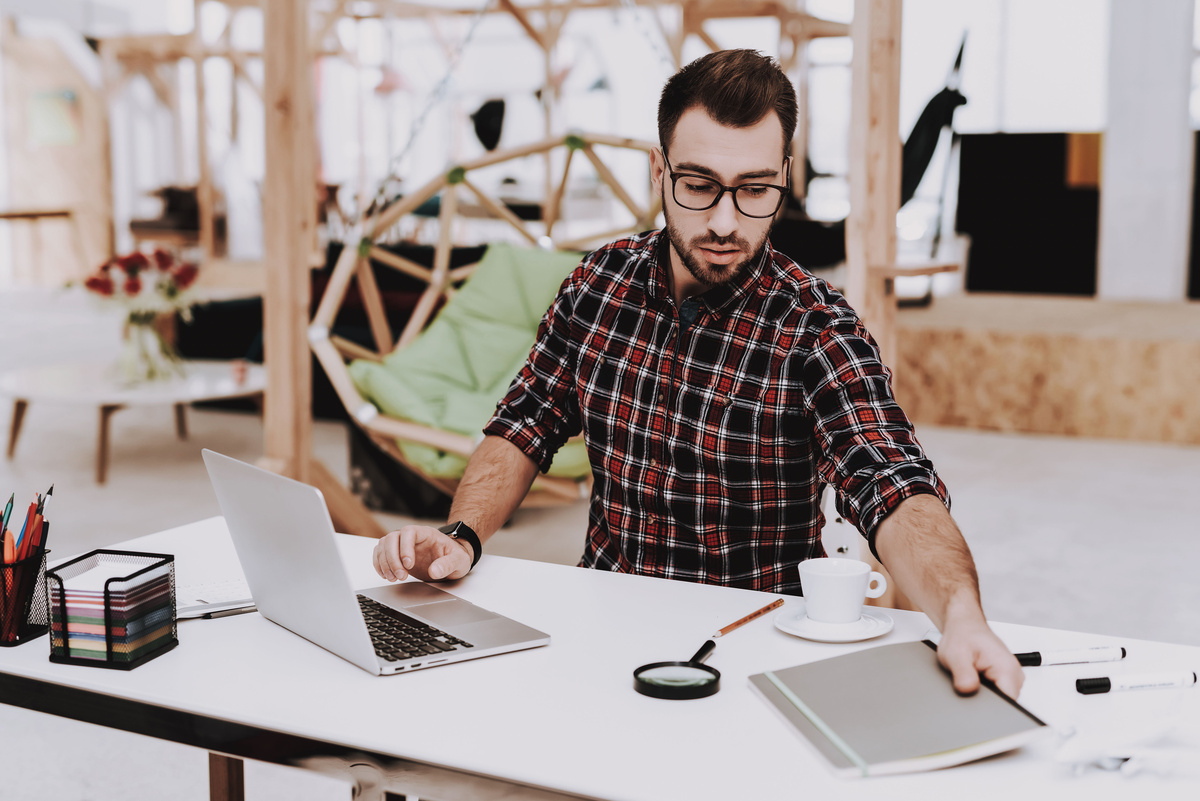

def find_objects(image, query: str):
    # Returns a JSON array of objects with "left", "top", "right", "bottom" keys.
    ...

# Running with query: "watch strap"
[{"left": 438, "top": 521, "right": 482, "bottom": 569}]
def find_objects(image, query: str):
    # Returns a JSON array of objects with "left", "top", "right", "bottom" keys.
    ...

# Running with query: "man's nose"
[{"left": 707, "top": 191, "right": 739, "bottom": 237}]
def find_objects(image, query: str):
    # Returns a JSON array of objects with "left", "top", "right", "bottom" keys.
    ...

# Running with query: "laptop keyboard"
[{"left": 358, "top": 595, "right": 474, "bottom": 662}]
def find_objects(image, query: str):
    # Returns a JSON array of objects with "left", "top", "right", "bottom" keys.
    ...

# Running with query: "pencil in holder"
[
  {"left": 0, "top": 549, "right": 51, "bottom": 646},
  {"left": 46, "top": 549, "right": 178, "bottom": 669}
]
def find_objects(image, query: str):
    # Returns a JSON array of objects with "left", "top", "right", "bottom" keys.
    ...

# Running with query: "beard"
[{"left": 662, "top": 194, "right": 769, "bottom": 290}]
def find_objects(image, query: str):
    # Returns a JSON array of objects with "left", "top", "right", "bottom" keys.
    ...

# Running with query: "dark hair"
[{"left": 658, "top": 49, "right": 798, "bottom": 159}]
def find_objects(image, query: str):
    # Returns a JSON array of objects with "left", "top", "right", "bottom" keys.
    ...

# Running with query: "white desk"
[
  {"left": 1, "top": 517, "right": 1198, "bottom": 800},
  {"left": 0, "top": 360, "right": 265, "bottom": 483}
]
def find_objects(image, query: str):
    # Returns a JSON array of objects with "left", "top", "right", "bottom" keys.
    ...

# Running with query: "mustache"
[{"left": 692, "top": 232, "right": 750, "bottom": 249}]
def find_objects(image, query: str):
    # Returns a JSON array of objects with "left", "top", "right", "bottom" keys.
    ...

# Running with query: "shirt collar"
[{"left": 645, "top": 230, "right": 769, "bottom": 316}]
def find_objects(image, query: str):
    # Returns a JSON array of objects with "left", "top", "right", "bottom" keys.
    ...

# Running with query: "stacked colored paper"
[{"left": 48, "top": 555, "right": 175, "bottom": 664}]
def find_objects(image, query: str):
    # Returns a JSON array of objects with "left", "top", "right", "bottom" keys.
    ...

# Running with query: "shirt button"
[
  {"left": 648, "top": 513, "right": 657, "bottom": 523},
  {"left": 650, "top": 459, "right": 658, "bottom": 467}
]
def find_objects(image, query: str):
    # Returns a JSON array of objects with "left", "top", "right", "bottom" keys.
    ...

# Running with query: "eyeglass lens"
[{"left": 672, "top": 175, "right": 784, "bottom": 218}]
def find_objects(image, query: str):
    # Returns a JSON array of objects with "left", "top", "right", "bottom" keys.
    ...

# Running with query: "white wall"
[
  {"left": 2, "top": 0, "right": 1197, "bottom": 297},
  {"left": 1097, "top": 0, "right": 1195, "bottom": 301}
]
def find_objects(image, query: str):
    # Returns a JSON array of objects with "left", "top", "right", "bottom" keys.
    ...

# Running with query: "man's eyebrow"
[{"left": 672, "top": 161, "right": 781, "bottom": 182}]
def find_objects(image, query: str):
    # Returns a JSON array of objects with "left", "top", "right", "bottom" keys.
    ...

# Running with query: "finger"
[
  {"left": 397, "top": 527, "right": 421, "bottom": 577},
  {"left": 382, "top": 530, "right": 411, "bottom": 581},
  {"left": 985, "top": 658, "right": 1025, "bottom": 700},
  {"left": 427, "top": 544, "right": 470, "bottom": 581},
  {"left": 940, "top": 647, "right": 982, "bottom": 696},
  {"left": 372, "top": 542, "right": 390, "bottom": 581},
  {"left": 374, "top": 533, "right": 399, "bottom": 581}
]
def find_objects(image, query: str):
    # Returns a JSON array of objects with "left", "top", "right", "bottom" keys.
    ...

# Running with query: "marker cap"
[{"left": 1076, "top": 677, "right": 1111, "bottom": 694}]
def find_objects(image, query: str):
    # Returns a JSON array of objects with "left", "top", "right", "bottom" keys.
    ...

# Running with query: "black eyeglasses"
[{"left": 664, "top": 153, "right": 790, "bottom": 219}]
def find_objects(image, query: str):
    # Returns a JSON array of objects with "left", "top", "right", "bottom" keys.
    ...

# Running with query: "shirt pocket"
[{"left": 702, "top": 387, "right": 766, "bottom": 491}]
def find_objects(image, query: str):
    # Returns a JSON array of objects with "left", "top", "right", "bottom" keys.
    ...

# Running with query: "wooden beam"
[
  {"left": 309, "top": 458, "right": 388, "bottom": 538},
  {"left": 498, "top": 0, "right": 548, "bottom": 52},
  {"left": 544, "top": 147, "right": 576, "bottom": 236},
  {"left": 262, "top": 0, "right": 316, "bottom": 482},
  {"left": 396, "top": 185, "right": 458, "bottom": 350},
  {"left": 844, "top": 0, "right": 902, "bottom": 368},
  {"left": 367, "top": 245, "right": 433, "bottom": 283},
  {"left": 354, "top": 256, "right": 395, "bottom": 355},
  {"left": 460, "top": 178, "right": 541, "bottom": 246},
  {"left": 367, "top": 416, "right": 477, "bottom": 457},
  {"left": 581, "top": 144, "right": 647, "bottom": 223}
]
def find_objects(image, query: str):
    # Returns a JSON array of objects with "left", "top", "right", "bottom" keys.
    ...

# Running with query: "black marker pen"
[{"left": 1076, "top": 671, "right": 1197, "bottom": 695}]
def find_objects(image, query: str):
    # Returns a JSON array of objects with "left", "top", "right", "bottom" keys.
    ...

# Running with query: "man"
[{"left": 372, "top": 49, "right": 1023, "bottom": 699}]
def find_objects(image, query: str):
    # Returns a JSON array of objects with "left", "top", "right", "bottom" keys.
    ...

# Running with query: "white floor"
[{"left": 1, "top": 288, "right": 1198, "bottom": 799}]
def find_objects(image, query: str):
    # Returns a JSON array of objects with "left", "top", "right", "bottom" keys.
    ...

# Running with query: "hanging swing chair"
[{"left": 310, "top": 132, "right": 659, "bottom": 507}]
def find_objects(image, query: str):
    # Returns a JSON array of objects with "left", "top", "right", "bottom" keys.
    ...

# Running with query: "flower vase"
[{"left": 118, "top": 311, "right": 184, "bottom": 384}]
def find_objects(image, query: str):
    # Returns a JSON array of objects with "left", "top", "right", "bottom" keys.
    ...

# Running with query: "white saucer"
[{"left": 774, "top": 599, "right": 894, "bottom": 643}]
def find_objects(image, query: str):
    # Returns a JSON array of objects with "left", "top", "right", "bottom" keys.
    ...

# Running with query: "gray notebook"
[{"left": 749, "top": 640, "right": 1048, "bottom": 777}]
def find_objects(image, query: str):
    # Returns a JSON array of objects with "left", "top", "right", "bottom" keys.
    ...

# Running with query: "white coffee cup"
[{"left": 797, "top": 558, "right": 887, "bottom": 624}]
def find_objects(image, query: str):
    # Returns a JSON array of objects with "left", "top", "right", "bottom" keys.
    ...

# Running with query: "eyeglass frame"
[{"left": 662, "top": 151, "right": 791, "bottom": 219}]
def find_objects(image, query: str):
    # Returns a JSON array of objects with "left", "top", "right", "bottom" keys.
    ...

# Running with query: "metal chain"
[
  {"left": 356, "top": 0, "right": 498, "bottom": 224},
  {"left": 616, "top": 0, "right": 681, "bottom": 74},
  {"left": 356, "top": 0, "right": 675, "bottom": 226}
]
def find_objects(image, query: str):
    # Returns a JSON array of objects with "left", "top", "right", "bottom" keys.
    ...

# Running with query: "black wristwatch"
[{"left": 438, "top": 521, "right": 482, "bottom": 570}]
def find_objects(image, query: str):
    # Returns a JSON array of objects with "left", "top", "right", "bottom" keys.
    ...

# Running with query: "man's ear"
[{"left": 650, "top": 147, "right": 666, "bottom": 191}]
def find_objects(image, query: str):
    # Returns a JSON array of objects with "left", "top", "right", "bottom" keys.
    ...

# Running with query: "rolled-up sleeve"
[
  {"left": 801, "top": 313, "right": 949, "bottom": 558},
  {"left": 482, "top": 267, "right": 585, "bottom": 473}
]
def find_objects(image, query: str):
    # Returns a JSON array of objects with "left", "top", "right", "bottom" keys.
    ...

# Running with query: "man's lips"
[{"left": 699, "top": 246, "right": 741, "bottom": 265}]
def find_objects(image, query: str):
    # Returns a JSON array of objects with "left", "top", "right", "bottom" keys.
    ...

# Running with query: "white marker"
[
  {"left": 1076, "top": 671, "right": 1197, "bottom": 695},
  {"left": 1017, "top": 645, "right": 1126, "bottom": 667}
]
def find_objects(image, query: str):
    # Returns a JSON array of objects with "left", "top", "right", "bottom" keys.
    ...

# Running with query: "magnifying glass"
[
  {"left": 633, "top": 639, "right": 720, "bottom": 700},
  {"left": 631, "top": 598, "right": 784, "bottom": 700}
]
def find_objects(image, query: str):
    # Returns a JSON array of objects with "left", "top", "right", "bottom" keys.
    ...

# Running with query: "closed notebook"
[{"left": 748, "top": 640, "right": 1048, "bottom": 778}]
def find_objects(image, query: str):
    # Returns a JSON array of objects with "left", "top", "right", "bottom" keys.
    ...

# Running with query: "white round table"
[{"left": 0, "top": 360, "right": 266, "bottom": 484}]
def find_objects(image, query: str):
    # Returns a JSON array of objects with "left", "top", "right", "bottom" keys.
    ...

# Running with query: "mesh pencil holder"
[
  {"left": 46, "top": 549, "right": 178, "bottom": 670},
  {"left": 0, "top": 550, "right": 51, "bottom": 646}
]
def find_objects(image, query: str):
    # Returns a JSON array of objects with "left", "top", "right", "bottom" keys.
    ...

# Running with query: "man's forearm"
[
  {"left": 449, "top": 435, "right": 541, "bottom": 546},
  {"left": 873, "top": 493, "right": 984, "bottom": 630}
]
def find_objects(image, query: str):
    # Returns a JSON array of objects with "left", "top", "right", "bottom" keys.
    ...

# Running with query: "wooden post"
[
  {"left": 845, "top": 0, "right": 902, "bottom": 368},
  {"left": 262, "top": 0, "right": 385, "bottom": 538},
  {"left": 193, "top": 2, "right": 216, "bottom": 262},
  {"left": 845, "top": 0, "right": 912, "bottom": 610},
  {"left": 262, "top": 0, "right": 315, "bottom": 482}
]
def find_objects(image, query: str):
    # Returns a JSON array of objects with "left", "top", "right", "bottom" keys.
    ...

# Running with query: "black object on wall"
[{"left": 956, "top": 133, "right": 1099, "bottom": 295}]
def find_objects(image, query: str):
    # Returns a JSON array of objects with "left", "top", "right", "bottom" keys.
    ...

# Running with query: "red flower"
[
  {"left": 116, "top": 252, "right": 150, "bottom": 273},
  {"left": 152, "top": 249, "right": 174, "bottom": 270},
  {"left": 84, "top": 274, "right": 115, "bottom": 296},
  {"left": 123, "top": 275, "right": 142, "bottom": 295},
  {"left": 172, "top": 262, "right": 199, "bottom": 290}
]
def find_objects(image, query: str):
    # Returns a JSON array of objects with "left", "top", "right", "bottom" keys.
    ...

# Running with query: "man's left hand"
[{"left": 936, "top": 616, "right": 1024, "bottom": 699}]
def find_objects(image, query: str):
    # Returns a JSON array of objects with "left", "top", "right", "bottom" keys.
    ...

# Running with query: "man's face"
[{"left": 653, "top": 107, "right": 788, "bottom": 294}]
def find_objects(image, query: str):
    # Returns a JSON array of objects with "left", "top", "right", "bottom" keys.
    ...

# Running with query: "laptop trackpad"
[{"left": 411, "top": 599, "right": 496, "bottom": 627}]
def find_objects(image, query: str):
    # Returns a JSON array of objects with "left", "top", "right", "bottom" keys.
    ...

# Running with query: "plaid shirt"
[{"left": 483, "top": 231, "right": 947, "bottom": 595}]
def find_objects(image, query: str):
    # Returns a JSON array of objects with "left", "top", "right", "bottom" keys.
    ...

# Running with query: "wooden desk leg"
[
  {"left": 97, "top": 404, "right": 124, "bottom": 485},
  {"left": 209, "top": 753, "right": 245, "bottom": 801},
  {"left": 6, "top": 399, "right": 27, "bottom": 459},
  {"left": 175, "top": 403, "right": 188, "bottom": 440}
]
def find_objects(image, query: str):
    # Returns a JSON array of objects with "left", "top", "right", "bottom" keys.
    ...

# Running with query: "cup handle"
[{"left": 865, "top": 571, "right": 887, "bottom": 599}]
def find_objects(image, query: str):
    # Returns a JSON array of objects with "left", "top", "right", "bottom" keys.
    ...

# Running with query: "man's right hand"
[{"left": 372, "top": 525, "right": 473, "bottom": 583}]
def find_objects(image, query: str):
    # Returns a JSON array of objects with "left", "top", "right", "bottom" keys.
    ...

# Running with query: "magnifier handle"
[{"left": 690, "top": 639, "right": 716, "bottom": 664}]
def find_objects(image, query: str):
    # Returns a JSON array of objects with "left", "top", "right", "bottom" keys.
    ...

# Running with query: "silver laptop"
[{"left": 201, "top": 449, "right": 550, "bottom": 675}]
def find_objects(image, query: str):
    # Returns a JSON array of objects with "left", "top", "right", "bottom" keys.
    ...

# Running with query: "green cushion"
[{"left": 349, "top": 242, "right": 588, "bottom": 480}]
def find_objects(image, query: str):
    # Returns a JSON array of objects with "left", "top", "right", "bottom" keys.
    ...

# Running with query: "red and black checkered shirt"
[{"left": 483, "top": 231, "right": 948, "bottom": 595}]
